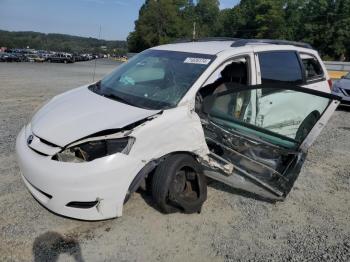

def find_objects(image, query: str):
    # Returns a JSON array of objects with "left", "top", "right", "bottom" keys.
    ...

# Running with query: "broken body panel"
[
  {"left": 198, "top": 84, "right": 340, "bottom": 199},
  {"left": 16, "top": 88, "right": 210, "bottom": 220}
]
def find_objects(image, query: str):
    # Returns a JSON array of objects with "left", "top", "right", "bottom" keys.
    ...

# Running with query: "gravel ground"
[{"left": 0, "top": 60, "right": 349, "bottom": 262}]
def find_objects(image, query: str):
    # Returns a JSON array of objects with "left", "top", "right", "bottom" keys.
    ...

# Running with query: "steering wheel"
[{"left": 150, "top": 64, "right": 178, "bottom": 103}]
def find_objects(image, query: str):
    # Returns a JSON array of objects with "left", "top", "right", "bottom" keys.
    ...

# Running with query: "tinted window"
[{"left": 259, "top": 51, "right": 303, "bottom": 84}]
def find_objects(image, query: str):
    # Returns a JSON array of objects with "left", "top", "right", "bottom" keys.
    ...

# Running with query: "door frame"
[{"left": 200, "top": 83, "right": 341, "bottom": 198}]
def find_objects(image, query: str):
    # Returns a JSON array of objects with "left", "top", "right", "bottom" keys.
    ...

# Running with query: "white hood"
[{"left": 31, "top": 86, "right": 159, "bottom": 147}]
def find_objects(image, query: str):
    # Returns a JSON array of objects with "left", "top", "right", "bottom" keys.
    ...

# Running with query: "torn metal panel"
[
  {"left": 201, "top": 117, "right": 302, "bottom": 197},
  {"left": 204, "top": 169, "right": 284, "bottom": 200},
  {"left": 130, "top": 105, "right": 210, "bottom": 162}
]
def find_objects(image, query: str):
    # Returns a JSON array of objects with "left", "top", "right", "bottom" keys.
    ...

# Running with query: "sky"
[{"left": 0, "top": 0, "right": 239, "bottom": 40}]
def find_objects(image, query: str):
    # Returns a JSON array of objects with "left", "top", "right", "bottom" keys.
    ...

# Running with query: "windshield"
[
  {"left": 91, "top": 50, "right": 214, "bottom": 110},
  {"left": 344, "top": 73, "right": 350, "bottom": 80}
]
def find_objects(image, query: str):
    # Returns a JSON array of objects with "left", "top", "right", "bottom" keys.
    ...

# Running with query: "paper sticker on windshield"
[{"left": 184, "top": 57, "right": 211, "bottom": 65}]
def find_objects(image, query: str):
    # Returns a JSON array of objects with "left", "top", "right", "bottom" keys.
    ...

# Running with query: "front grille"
[{"left": 341, "top": 88, "right": 350, "bottom": 96}]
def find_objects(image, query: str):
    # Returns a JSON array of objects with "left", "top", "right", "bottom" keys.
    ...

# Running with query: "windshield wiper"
[
  {"left": 89, "top": 81, "right": 101, "bottom": 93},
  {"left": 103, "top": 93, "right": 137, "bottom": 107}
]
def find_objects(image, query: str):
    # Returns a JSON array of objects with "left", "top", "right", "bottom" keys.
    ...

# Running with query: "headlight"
[
  {"left": 332, "top": 84, "right": 341, "bottom": 93},
  {"left": 54, "top": 137, "right": 135, "bottom": 162}
]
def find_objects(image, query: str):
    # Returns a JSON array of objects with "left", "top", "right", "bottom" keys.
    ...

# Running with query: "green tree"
[
  {"left": 298, "top": 0, "right": 350, "bottom": 59},
  {"left": 0, "top": 30, "right": 126, "bottom": 53},
  {"left": 127, "top": 0, "right": 221, "bottom": 51},
  {"left": 194, "top": 0, "right": 220, "bottom": 37},
  {"left": 127, "top": 0, "right": 350, "bottom": 60},
  {"left": 128, "top": 0, "right": 191, "bottom": 52},
  {"left": 227, "top": 0, "right": 286, "bottom": 39}
]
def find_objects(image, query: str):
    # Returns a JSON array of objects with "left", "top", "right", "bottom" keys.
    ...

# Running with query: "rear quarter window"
[
  {"left": 258, "top": 51, "right": 303, "bottom": 85},
  {"left": 300, "top": 53, "right": 324, "bottom": 81}
]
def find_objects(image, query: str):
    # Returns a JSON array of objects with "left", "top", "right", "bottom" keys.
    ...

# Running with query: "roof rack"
[
  {"left": 231, "top": 39, "right": 312, "bottom": 49},
  {"left": 172, "top": 37, "right": 239, "bottom": 44},
  {"left": 171, "top": 37, "right": 313, "bottom": 49}
]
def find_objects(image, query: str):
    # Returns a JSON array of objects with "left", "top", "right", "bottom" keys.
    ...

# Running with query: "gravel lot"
[{"left": 0, "top": 60, "right": 349, "bottom": 262}]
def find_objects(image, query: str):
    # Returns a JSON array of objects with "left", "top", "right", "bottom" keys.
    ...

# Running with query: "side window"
[
  {"left": 206, "top": 57, "right": 249, "bottom": 86},
  {"left": 300, "top": 53, "right": 324, "bottom": 81},
  {"left": 199, "top": 56, "right": 250, "bottom": 99},
  {"left": 258, "top": 51, "right": 303, "bottom": 85},
  {"left": 207, "top": 86, "right": 330, "bottom": 148}
]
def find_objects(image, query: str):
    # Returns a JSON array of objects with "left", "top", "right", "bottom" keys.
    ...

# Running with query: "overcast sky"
[{"left": 0, "top": 0, "right": 239, "bottom": 40}]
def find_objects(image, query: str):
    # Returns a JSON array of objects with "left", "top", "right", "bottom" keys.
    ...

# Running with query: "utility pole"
[
  {"left": 192, "top": 22, "right": 196, "bottom": 41},
  {"left": 93, "top": 25, "right": 101, "bottom": 82}
]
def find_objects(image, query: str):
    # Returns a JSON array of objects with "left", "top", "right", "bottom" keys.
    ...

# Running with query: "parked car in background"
[
  {"left": 0, "top": 52, "right": 20, "bottom": 62},
  {"left": 115, "top": 56, "right": 128, "bottom": 62},
  {"left": 25, "top": 54, "right": 45, "bottom": 63},
  {"left": 332, "top": 72, "right": 350, "bottom": 105},
  {"left": 0, "top": 52, "right": 10, "bottom": 62},
  {"left": 40, "top": 53, "right": 52, "bottom": 60},
  {"left": 80, "top": 54, "right": 91, "bottom": 61},
  {"left": 73, "top": 53, "right": 91, "bottom": 62},
  {"left": 85, "top": 54, "right": 94, "bottom": 60},
  {"left": 47, "top": 53, "right": 75, "bottom": 63},
  {"left": 73, "top": 54, "right": 83, "bottom": 62},
  {"left": 13, "top": 53, "right": 28, "bottom": 62}
]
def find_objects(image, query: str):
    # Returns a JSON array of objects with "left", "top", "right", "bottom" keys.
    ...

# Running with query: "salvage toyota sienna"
[{"left": 16, "top": 39, "right": 340, "bottom": 220}]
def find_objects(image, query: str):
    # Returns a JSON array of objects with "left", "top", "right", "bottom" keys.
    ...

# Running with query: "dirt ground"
[{"left": 0, "top": 60, "right": 349, "bottom": 262}]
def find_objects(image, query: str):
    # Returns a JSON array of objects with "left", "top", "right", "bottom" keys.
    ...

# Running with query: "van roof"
[
  {"left": 152, "top": 41, "right": 233, "bottom": 55},
  {"left": 152, "top": 38, "right": 312, "bottom": 55}
]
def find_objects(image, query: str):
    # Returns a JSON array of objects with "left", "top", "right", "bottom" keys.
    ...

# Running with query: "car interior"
[
  {"left": 195, "top": 57, "right": 332, "bottom": 197},
  {"left": 198, "top": 59, "right": 249, "bottom": 99}
]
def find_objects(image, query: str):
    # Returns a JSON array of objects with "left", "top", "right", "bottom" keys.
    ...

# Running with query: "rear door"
[
  {"left": 200, "top": 83, "right": 340, "bottom": 198},
  {"left": 256, "top": 50, "right": 330, "bottom": 93}
]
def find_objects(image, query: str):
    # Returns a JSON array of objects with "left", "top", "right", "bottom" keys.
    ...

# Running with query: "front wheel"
[{"left": 152, "top": 154, "right": 207, "bottom": 214}]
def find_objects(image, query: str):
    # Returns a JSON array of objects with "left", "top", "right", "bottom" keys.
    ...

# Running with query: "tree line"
[
  {"left": 127, "top": 0, "right": 350, "bottom": 61},
  {"left": 0, "top": 30, "right": 127, "bottom": 54}
]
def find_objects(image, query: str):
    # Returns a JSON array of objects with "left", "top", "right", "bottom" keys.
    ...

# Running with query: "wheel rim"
[{"left": 169, "top": 166, "right": 200, "bottom": 207}]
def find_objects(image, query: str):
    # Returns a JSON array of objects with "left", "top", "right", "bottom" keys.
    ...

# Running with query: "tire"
[
  {"left": 152, "top": 154, "right": 207, "bottom": 214},
  {"left": 295, "top": 110, "right": 320, "bottom": 142}
]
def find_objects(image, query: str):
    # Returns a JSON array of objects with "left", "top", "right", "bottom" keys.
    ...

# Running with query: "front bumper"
[
  {"left": 16, "top": 127, "right": 144, "bottom": 220},
  {"left": 332, "top": 89, "right": 350, "bottom": 105}
]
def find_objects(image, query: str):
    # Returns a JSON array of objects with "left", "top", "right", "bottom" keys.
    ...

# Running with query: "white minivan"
[{"left": 16, "top": 39, "right": 340, "bottom": 220}]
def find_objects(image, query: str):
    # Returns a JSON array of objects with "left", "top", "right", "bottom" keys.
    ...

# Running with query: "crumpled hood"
[{"left": 31, "top": 86, "right": 160, "bottom": 147}]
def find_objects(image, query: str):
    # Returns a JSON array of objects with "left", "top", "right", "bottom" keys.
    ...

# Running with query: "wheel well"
[{"left": 124, "top": 151, "right": 202, "bottom": 203}]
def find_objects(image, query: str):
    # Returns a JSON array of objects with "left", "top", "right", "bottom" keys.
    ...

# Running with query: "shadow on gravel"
[
  {"left": 207, "top": 179, "right": 277, "bottom": 204},
  {"left": 33, "top": 231, "right": 84, "bottom": 262},
  {"left": 136, "top": 176, "right": 276, "bottom": 215}
]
